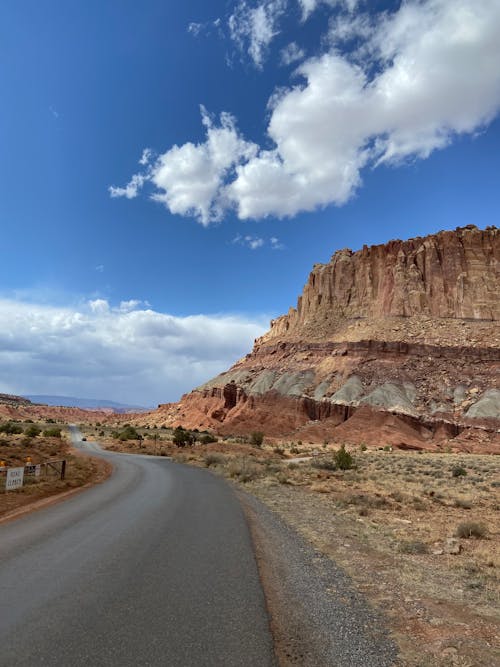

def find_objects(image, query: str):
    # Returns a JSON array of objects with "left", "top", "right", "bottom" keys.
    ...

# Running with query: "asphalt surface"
[{"left": 0, "top": 428, "right": 276, "bottom": 666}]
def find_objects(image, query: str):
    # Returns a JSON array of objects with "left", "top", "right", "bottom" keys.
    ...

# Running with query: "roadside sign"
[
  {"left": 6, "top": 467, "right": 24, "bottom": 490},
  {"left": 25, "top": 464, "right": 41, "bottom": 476}
]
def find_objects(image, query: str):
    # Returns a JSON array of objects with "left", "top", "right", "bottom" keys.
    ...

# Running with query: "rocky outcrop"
[
  {"left": 144, "top": 226, "right": 500, "bottom": 452},
  {"left": 262, "top": 225, "right": 499, "bottom": 344}
]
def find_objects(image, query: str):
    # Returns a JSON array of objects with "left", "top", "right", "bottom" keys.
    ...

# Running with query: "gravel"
[{"left": 240, "top": 490, "right": 400, "bottom": 667}]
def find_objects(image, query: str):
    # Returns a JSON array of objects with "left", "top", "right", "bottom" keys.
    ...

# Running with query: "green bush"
[
  {"left": 334, "top": 444, "right": 354, "bottom": 470},
  {"left": 24, "top": 425, "right": 41, "bottom": 438},
  {"left": 43, "top": 427, "right": 61, "bottom": 438},
  {"left": 173, "top": 426, "right": 195, "bottom": 448},
  {"left": 0, "top": 421, "right": 23, "bottom": 435},
  {"left": 452, "top": 466, "right": 467, "bottom": 478},
  {"left": 250, "top": 431, "right": 264, "bottom": 447},
  {"left": 115, "top": 426, "right": 141, "bottom": 441},
  {"left": 199, "top": 433, "right": 217, "bottom": 444}
]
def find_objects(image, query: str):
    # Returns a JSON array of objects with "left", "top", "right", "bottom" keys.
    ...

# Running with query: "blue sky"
[{"left": 0, "top": 0, "right": 499, "bottom": 405}]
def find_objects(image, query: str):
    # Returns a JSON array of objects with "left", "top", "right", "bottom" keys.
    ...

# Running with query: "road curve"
[{"left": 0, "top": 427, "right": 276, "bottom": 666}]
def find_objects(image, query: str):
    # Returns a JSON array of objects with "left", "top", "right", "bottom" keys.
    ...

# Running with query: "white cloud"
[
  {"left": 139, "top": 148, "right": 152, "bottom": 165},
  {"left": 280, "top": 41, "right": 305, "bottom": 65},
  {"left": 108, "top": 173, "right": 147, "bottom": 199},
  {"left": 298, "top": 0, "right": 360, "bottom": 20},
  {"left": 232, "top": 234, "right": 265, "bottom": 249},
  {"left": 149, "top": 107, "right": 257, "bottom": 224},
  {"left": 119, "top": 299, "right": 142, "bottom": 312},
  {"left": 0, "top": 298, "right": 268, "bottom": 405},
  {"left": 88, "top": 299, "right": 110, "bottom": 314},
  {"left": 232, "top": 234, "right": 284, "bottom": 249},
  {"left": 112, "top": 0, "right": 500, "bottom": 222},
  {"left": 188, "top": 22, "right": 203, "bottom": 36},
  {"left": 228, "top": 0, "right": 287, "bottom": 68}
]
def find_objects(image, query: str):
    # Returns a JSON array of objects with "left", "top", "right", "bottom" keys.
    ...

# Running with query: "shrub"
[
  {"left": 455, "top": 522, "right": 487, "bottom": 539},
  {"left": 273, "top": 446, "right": 284, "bottom": 455},
  {"left": 311, "top": 458, "right": 337, "bottom": 471},
  {"left": 227, "top": 459, "right": 260, "bottom": 482},
  {"left": 334, "top": 445, "right": 354, "bottom": 470},
  {"left": 454, "top": 498, "right": 472, "bottom": 510},
  {"left": 199, "top": 433, "right": 217, "bottom": 444},
  {"left": 115, "top": 426, "right": 141, "bottom": 441},
  {"left": 43, "top": 427, "right": 61, "bottom": 438},
  {"left": 399, "top": 540, "right": 429, "bottom": 554},
  {"left": 452, "top": 466, "right": 467, "bottom": 478},
  {"left": 24, "top": 425, "right": 41, "bottom": 438},
  {"left": 204, "top": 453, "right": 225, "bottom": 467},
  {"left": 359, "top": 443, "right": 367, "bottom": 452},
  {"left": 173, "top": 426, "right": 195, "bottom": 448},
  {"left": 250, "top": 431, "right": 264, "bottom": 448},
  {"left": 0, "top": 421, "right": 23, "bottom": 434}
]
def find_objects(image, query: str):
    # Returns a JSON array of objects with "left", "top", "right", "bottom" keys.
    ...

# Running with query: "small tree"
[
  {"left": 250, "top": 431, "right": 264, "bottom": 448},
  {"left": 334, "top": 444, "right": 354, "bottom": 470},
  {"left": 173, "top": 426, "right": 194, "bottom": 448}
]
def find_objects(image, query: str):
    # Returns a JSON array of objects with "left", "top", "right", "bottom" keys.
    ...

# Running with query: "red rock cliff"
[{"left": 262, "top": 225, "right": 499, "bottom": 343}]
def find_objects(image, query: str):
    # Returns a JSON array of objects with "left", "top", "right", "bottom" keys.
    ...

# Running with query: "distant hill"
[{"left": 24, "top": 395, "right": 150, "bottom": 413}]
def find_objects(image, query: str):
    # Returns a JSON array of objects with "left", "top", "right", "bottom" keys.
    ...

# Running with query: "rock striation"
[{"left": 148, "top": 226, "right": 500, "bottom": 452}]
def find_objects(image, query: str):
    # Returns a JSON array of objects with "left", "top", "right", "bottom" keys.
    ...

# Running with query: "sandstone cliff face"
[
  {"left": 262, "top": 225, "right": 499, "bottom": 343},
  {"left": 147, "top": 226, "right": 500, "bottom": 452}
]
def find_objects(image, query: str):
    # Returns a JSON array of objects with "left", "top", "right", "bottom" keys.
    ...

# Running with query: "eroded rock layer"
[{"left": 149, "top": 226, "right": 500, "bottom": 451}]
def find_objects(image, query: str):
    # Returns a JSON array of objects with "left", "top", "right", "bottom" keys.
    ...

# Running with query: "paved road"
[{"left": 0, "top": 428, "right": 276, "bottom": 666}]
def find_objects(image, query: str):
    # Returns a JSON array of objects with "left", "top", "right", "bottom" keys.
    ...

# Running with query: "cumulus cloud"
[
  {"left": 112, "top": 0, "right": 500, "bottom": 222},
  {"left": 0, "top": 298, "right": 268, "bottom": 405},
  {"left": 149, "top": 107, "right": 257, "bottom": 224},
  {"left": 228, "top": 0, "right": 287, "bottom": 68}
]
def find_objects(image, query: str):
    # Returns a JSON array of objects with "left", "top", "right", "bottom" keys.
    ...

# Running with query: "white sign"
[{"left": 6, "top": 467, "right": 24, "bottom": 490}]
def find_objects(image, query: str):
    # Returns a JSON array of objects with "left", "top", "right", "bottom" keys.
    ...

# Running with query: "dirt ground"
[{"left": 0, "top": 422, "right": 108, "bottom": 519}]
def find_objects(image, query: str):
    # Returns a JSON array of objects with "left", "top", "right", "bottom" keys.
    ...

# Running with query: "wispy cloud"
[
  {"left": 280, "top": 41, "right": 305, "bottom": 65},
  {"left": 228, "top": 0, "right": 287, "bottom": 68},
  {"left": 232, "top": 234, "right": 284, "bottom": 250}
]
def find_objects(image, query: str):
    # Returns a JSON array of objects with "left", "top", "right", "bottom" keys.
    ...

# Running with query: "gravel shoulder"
[{"left": 239, "top": 488, "right": 399, "bottom": 667}]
